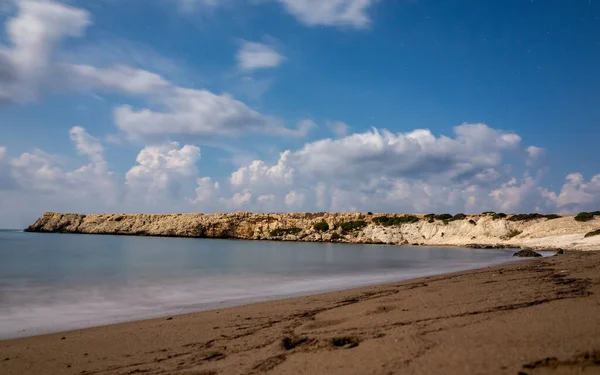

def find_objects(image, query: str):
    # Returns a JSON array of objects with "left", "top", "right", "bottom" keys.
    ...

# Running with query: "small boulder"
[
  {"left": 513, "top": 249, "right": 542, "bottom": 258},
  {"left": 554, "top": 249, "right": 566, "bottom": 255}
]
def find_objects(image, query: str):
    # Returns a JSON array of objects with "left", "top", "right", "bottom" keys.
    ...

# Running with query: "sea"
[{"left": 0, "top": 230, "right": 535, "bottom": 339}]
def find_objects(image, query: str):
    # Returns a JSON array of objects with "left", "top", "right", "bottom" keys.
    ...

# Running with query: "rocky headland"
[{"left": 25, "top": 211, "right": 600, "bottom": 251}]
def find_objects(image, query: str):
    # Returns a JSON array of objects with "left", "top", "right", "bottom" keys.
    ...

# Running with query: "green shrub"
[
  {"left": 545, "top": 214, "right": 561, "bottom": 220},
  {"left": 482, "top": 211, "right": 496, "bottom": 215},
  {"left": 450, "top": 213, "right": 467, "bottom": 221},
  {"left": 339, "top": 220, "right": 367, "bottom": 232},
  {"left": 313, "top": 221, "right": 329, "bottom": 232},
  {"left": 428, "top": 217, "right": 434, "bottom": 223},
  {"left": 575, "top": 212, "right": 600, "bottom": 222},
  {"left": 492, "top": 213, "right": 507, "bottom": 219},
  {"left": 469, "top": 219, "right": 477, "bottom": 225},
  {"left": 367, "top": 212, "right": 373, "bottom": 215},
  {"left": 270, "top": 227, "right": 302, "bottom": 236},
  {"left": 442, "top": 219, "right": 449, "bottom": 225},
  {"left": 434, "top": 213, "right": 453, "bottom": 220},
  {"left": 503, "top": 229, "right": 522, "bottom": 239},
  {"left": 372, "top": 215, "right": 419, "bottom": 226},
  {"left": 424, "top": 213, "right": 435, "bottom": 219},
  {"left": 584, "top": 229, "right": 600, "bottom": 238},
  {"left": 508, "top": 213, "right": 546, "bottom": 221}
]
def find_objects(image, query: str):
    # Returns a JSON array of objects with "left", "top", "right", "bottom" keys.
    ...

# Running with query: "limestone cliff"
[{"left": 25, "top": 212, "right": 600, "bottom": 251}]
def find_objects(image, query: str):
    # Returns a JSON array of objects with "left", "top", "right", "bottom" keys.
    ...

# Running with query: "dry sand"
[{"left": 2, "top": 252, "right": 600, "bottom": 375}]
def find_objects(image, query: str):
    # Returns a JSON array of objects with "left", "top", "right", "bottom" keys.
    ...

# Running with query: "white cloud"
[
  {"left": 277, "top": 0, "right": 380, "bottom": 28},
  {"left": 230, "top": 150, "right": 294, "bottom": 188},
  {"left": 288, "top": 123, "right": 521, "bottom": 184},
  {"left": 0, "top": 0, "right": 91, "bottom": 103},
  {"left": 125, "top": 142, "right": 201, "bottom": 200},
  {"left": 285, "top": 190, "right": 305, "bottom": 208},
  {"left": 189, "top": 176, "right": 221, "bottom": 205},
  {"left": 327, "top": 120, "right": 350, "bottom": 138},
  {"left": 237, "top": 41, "right": 285, "bottom": 71},
  {"left": 226, "top": 123, "right": 533, "bottom": 213},
  {"left": 231, "top": 191, "right": 251, "bottom": 207},
  {"left": 69, "top": 126, "right": 105, "bottom": 165},
  {"left": 114, "top": 87, "right": 287, "bottom": 139},
  {"left": 527, "top": 145, "right": 544, "bottom": 159},
  {"left": 489, "top": 176, "right": 540, "bottom": 212},
  {"left": 0, "top": 2, "right": 307, "bottom": 142},
  {"left": 3, "top": 121, "right": 600, "bottom": 228},
  {"left": 526, "top": 145, "right": 545, "bottom": 166},
  {"left": 64, "top": 64, "right": 172, "bottom": 96},
  {"left": 7, "top": 127, "right": 118, "bottom": 207},
  {"left": 542, "top": 173, "right": 600, "bottom": 212},
  {"left": 10, "top": 150, "right": 67, "bottom": 193}
]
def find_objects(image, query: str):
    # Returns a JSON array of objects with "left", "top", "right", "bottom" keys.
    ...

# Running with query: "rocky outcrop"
[
  {"left": 25, "top": 212, "right": 600, "bottom": 251},
  {"left": 512, "top": 249, "right": 542, "bottom": 257}
]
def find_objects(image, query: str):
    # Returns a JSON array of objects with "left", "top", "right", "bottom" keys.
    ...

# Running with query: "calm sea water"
[{"left": 0, "top": 230, "right": 524, "bottom": 339}]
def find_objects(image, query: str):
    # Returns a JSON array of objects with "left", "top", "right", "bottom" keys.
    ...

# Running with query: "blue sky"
[{"left": 0, "top": 0, "right": 599, "bottom": 228}]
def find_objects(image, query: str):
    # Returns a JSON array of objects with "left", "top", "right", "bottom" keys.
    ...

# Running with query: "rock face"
[{"left": 24, "top": 212, "right": 600, "bottom": 251}]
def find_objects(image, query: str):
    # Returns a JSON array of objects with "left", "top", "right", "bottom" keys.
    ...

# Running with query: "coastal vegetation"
[
  {"left": 372, "top": 215, "right": 419, "bottom": 226},
  {"left": 508, "top": 213, "right": 561, "bottom": 221},
  {"left": 337, "top": 220, "right": 367, "bottom": 232},
  {"left": 434, "top": 213, "right": 453, "bottom": 220},
  {"left": 585, "top": 229, "right": 600, "bottom": 238},
  {"left": 313, "top": 221, "right": 330, "bottom": 232},
  {"left": 503, "top": 229, "right": 522, "bottom": 239},
  {"left": 450, "top": 213, "right": 467, "bottom": 221},
  {"left": 575, "top": 211, "right": 600, "bottom": 222},
  {"left": 270, "top": 227, "right": 302, "bottom": 236},
  {"left": 482, "top": 212, "right": 507, "bottom": 219}
]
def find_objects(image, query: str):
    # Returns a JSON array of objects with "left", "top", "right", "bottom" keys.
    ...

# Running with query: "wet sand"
[{"left": 1, "top": 252, "right": 600, "bottom": 375}]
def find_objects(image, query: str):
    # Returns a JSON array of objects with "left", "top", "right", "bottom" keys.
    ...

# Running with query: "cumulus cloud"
[
  {"left": 125, "top": 142, "right": 201, "bottom": 201},
  {"left": 489, "top": 176, "right": 540, "bottom": 213},
  {"left": 231, "top": 191, "right": 252, "bottom": 208},
  {"left": 230, "top": 150, "right": 294, "bottom": 189},
  {"left": 285, "top": 190, "right": 305, "bottom": 208},
  {"left": 225, "top": 123, "right": 534, "bottom": 213},
  {"left": 6, "top": 127, "right": 118, "bottom": 207},
  {"left": 0, "top": 0, "right": 91, "bottom": 103},
  {"left": 542, "top": 173, "right": 600, "bottom": 212},
  {"left": 276, "top": 0, "right": 380, "bottom": 28},
  {"left": 288, "top": 123, "right": 520, "bottom": 185},
  {"left": 236, "top": 41, "right": 285, "bottom": 71},
  {"left": 189, "top": 176, "right": 221, "bottom": 207}
]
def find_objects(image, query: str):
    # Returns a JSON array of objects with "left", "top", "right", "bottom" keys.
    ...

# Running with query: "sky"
[{"left": 0, "top": 0, "right": 599, "bottom": 228}]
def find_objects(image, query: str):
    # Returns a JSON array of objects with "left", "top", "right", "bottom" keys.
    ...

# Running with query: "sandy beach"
[{"left": 1, "top": 251, "right": 600, "bottom": 375}]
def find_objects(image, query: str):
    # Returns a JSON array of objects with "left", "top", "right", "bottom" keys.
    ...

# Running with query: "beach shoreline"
[
  {"left": 0, "top": 247, "right": 526, "bottom": 341},
  {"left": 2, "top": 251, "right": 600, "bottom": 375}
]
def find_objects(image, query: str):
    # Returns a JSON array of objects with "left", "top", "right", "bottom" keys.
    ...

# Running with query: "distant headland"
[{"left": 25, "top": 211, "right": 600, "bottom": 251}]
